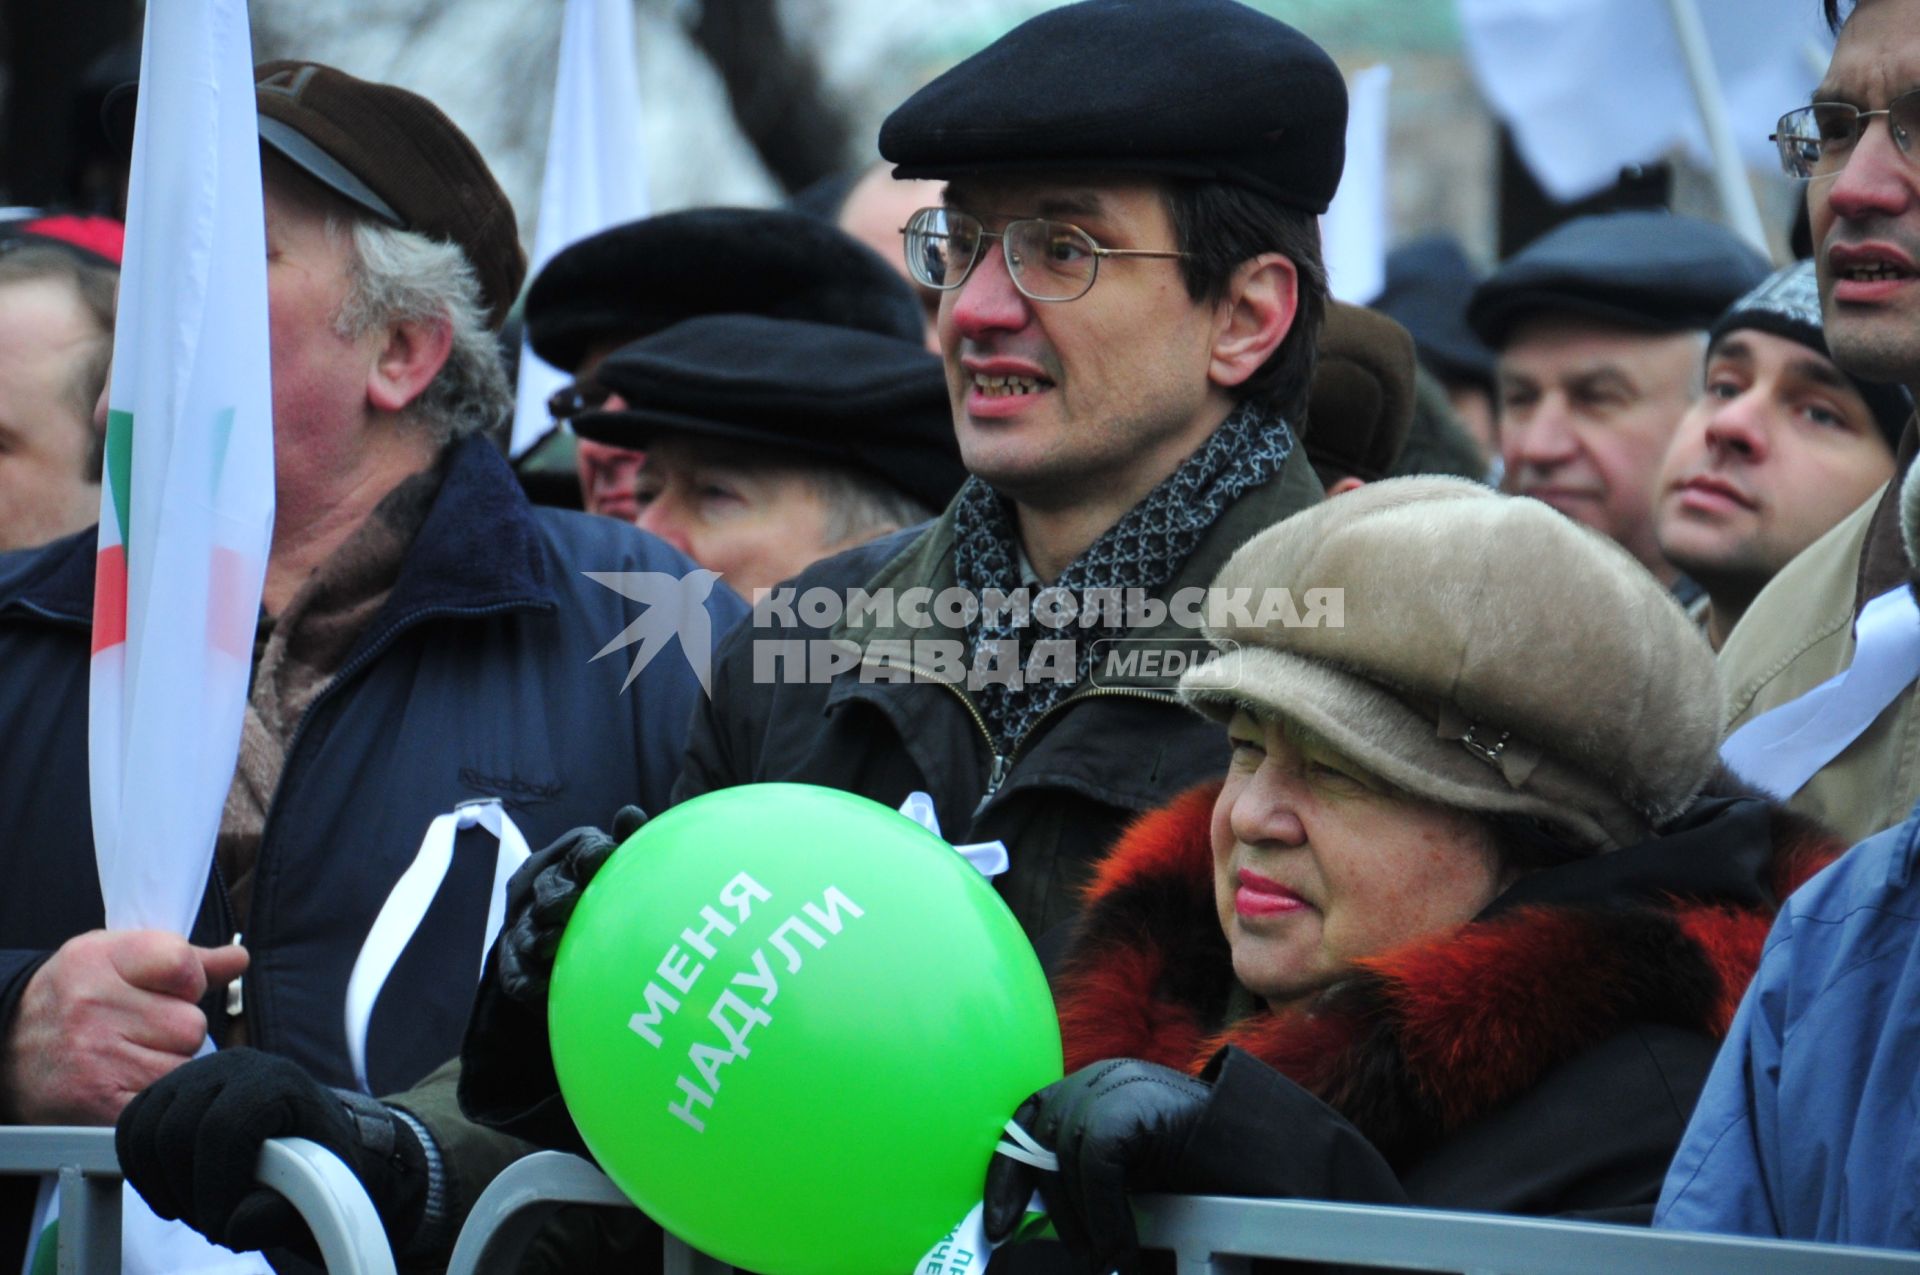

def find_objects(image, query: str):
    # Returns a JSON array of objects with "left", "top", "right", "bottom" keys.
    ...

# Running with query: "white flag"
[
  {"left": 81, "top": 0, "right": 275, "bottom": 1268},
  {"left": 1322, "top": 64, "right": 1393, "bottom": 304},
  {"left": 1458, "top": 0, "right": 1831, "bottom": 202},
  {"left": 508, "top": 0, "right": 652, "bottom": 458}
]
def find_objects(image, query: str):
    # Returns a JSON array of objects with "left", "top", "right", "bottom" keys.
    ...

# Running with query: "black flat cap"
[
  {"left": 1467, "top": 211, "right": 1770, "bottom": 349},
  {"left": 575, "top": 315, "right": 965, "bottom": 512},
  {"left": 879, "top": 0, "right": 1347, "bottom": 212},
  {"left": 524, "top": 207, "right": 927, "bottom": 372},
  {"left": 1303, "top": 302, "right": 1416, "bottom": 484},
  {"left": 1372, "top": 236, "right": 1496, "bottom": 390}
]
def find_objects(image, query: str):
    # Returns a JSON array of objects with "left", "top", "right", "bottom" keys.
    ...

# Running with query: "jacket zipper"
[{"left": 875, "top": 656, "right": 1175, "bottom": 816}]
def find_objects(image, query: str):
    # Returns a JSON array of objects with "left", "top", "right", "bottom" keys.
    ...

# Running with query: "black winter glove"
[
  {"left": 497, "top": 805, "right": 647, "bottom": 1003},
  {"left": 983, "top": 1059, "right": 1211, "bottom": 1275},
  {"left": 115, "top": 1048, "right": 430, "bottom": 1256}
]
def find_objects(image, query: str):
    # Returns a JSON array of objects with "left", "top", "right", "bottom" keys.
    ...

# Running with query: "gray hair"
[
  {"left": 333, "top": 218, "right": 511, "bottom": 445},
  {"left": 809, "top": 467, "right": 935, "bottom": 547},
  {"left": 0, "top": 245, "right": 116, "bottom": 476}
]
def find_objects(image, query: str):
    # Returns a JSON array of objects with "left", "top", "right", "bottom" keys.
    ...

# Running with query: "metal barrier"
[
  {"left": 0, "top": 1127, "right": 396, "bottom": 1275},
  {"left": 448, "top": 1152, "right": 1920, "bottom": 1275},
  {"left": 6, "top": 1133, "right": 1920, "bottom": 1275}
]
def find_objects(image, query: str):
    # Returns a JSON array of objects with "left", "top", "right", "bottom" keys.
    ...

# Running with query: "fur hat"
[
  {"left": 1302, "top": 302, "right": 1416, "bottom": 484},
  {"left": 1180, "top": 478, "right": 1724, "bottom": 851}
]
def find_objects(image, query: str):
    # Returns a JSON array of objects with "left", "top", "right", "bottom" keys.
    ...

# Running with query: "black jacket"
[
  {"left": 0, "top": 436, "right": 744, "bottom": 1252},
  {"left": 674, "top": 451, "right": 1324, "bottom": 940}
]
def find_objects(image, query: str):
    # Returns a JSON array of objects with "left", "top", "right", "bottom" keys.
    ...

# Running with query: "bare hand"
[{"left": 3, "top": 931, "right": 249, "bottom": 1125}]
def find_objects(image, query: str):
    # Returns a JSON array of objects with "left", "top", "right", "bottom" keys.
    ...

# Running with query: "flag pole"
[{"left": 1664, "top": 0, "right": 1772, "bottom": 256}]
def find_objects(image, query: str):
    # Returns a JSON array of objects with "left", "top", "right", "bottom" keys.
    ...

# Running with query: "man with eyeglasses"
[
  {"left": 1708, "top": 0, "right": 1920, "bottom": 845},
  {"left": 662, "top": 0, "right": 1335, "bottom": 944},
  {"left": 1653, "top": 0, "right": 1920, "bottom": 1246}
]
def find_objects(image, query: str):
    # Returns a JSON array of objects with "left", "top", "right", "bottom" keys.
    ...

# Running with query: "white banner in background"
[{"left": 509, "top": 0, "right": 652, "bottom": 458}]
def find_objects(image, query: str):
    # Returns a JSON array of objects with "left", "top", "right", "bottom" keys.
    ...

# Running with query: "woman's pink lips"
[{"left": 1235, "top": 869, "right": 1308, "bottom": 917}]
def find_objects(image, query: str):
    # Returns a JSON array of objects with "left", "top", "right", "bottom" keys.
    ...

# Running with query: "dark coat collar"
[
  {"left": 0, "top": 435, "right": 554, "bottom": 630},
  {"left": 1055, "top": 782, "right": 1842, "bottom": 1165}
]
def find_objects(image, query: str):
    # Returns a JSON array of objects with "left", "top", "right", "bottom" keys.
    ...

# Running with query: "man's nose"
[
  {"left": 1701, "top": 391, "right": 1770, "bottom": 463},
  {"left": 945, "top": 241, "right": 1031, "bottom": 342},
  {"left": 1504, "top": 397, "right": 1580, "bottom": 471},
  {"left": 1824, "top": 115, "right": 1918, "bottom": 224}
]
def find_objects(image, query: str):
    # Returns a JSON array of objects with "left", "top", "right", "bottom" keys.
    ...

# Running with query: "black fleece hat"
[
  {"left": 523, "top": 208, "right": 927, "bottom": 372},
  {"left": 1467, "top": 211, "right": 1770, "bottom": 349},
  {"left": 575, "top": 314, "right": 964, "bottom": 511},
  {"left": 879, "top": 0, "right": 1347, "bottom": 213},
  {"left": 1709, "top": 260, "right": 1913, "bottom": 450}
]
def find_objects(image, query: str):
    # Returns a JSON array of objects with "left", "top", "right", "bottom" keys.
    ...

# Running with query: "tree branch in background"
[{"left": 686, "top": 0, "right": 854, "bottom": 195}]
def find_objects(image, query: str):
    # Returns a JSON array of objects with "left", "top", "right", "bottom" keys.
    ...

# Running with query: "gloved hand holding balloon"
[{"left": 547, "top": 783, "right": 1062, "bottom": 1275}]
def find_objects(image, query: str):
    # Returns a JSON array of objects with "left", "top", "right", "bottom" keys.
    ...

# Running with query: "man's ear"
[
  {"left": 1208, "top": 252, "right": 1298, "bottom": 391},
  {"left": 366, "top": 314, "right": 454, "bottom": 415}
]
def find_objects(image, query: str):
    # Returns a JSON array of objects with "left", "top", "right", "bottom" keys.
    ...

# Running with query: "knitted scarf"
[{"left": 951, "top": 400, "right": 1294, "bottom": 753}]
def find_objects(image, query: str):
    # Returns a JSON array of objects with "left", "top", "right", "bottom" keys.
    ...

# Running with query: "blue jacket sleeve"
[{"left": 1653, "top": 921, "right": 1790, "bottom": 1237}]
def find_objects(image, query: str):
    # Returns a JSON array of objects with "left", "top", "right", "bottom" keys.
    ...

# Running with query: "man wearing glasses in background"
[
  {"left": 1655, "top": 0, "right": 1920, "bottom": 1246},
  {"left": 1708, "top": 0, "right": 1920, "bottom": 846},
  {"left": 670, "top": 0, "right": 1337, "bottom": 941}
]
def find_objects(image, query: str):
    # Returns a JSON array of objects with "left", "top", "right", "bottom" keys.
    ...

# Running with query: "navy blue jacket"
[{"left": 0, "top": 435, "right": 744, "bottom": 1097}]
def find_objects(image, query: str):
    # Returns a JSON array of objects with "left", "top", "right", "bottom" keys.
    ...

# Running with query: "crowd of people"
[{"left": 1, "top": 0, "right": 1918, "bottom": 1269}]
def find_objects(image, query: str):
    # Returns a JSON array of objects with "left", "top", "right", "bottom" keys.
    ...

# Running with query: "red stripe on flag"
[
  {"left": 207, "top": 545, "right": 254, "bottom": 660},
  {"left": 92, "top": 545, "right": 127, "bottom": 655}
]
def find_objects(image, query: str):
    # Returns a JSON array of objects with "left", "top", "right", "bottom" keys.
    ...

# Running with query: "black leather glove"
[
  {"left": 116, "top": 1048, "right": 431, "bottom": 1256},
  {"left": 983, "top": 1059, "right": 1211, "bottom": 1275},
  {"left": 496, "top": 806, "right": 647, "bottom": 1003}
]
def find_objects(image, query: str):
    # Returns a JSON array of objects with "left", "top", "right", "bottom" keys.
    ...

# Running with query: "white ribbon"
[
  {"left": 1720, "top": 585, "right": 1920, "bottom": 800},
  {"left": 343, "top": 799, "right": 531, "bottom": 1093},
  {"left": 897, "top": 791, "right": 1010, "bottom": 878}
]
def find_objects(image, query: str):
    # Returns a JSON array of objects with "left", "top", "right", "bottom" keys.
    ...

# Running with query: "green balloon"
[{"left": 549, "top": 783, "right": 1061, "bottom": 1275}]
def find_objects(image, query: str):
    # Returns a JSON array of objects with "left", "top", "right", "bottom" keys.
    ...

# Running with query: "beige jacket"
[{"left": 1718, "top": 477, "right": 1920, "bottom": 844}]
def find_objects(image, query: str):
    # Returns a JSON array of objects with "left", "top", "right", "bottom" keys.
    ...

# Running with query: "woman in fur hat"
[{"left": 982, "top": 476, "right": 1842, "bottom": 1275}]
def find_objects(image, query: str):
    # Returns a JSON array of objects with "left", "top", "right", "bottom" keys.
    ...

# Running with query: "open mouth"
[
  {"left": 972, "top": 372, "right": 1051, "bottom": 398},
  {"left": 1842, "top": 261, "right": 1911, "bottom": 282},
  {"left": 1831, "top": 245, "right": 1918, "bottom": 285}
]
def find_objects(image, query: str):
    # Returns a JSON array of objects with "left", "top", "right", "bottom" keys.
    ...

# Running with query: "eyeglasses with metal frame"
[
  {"left": 900, "top": 206, "right": 1188, "bottom": 303},
  {"left": 1772, "top": 89, "right": 1920, "bottom": 179}
]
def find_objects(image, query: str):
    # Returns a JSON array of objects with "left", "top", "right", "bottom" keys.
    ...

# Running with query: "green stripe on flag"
[
  {"left": 106, "top": 407, "right": 133, "bottom": 543},
  {"left": 209, "top": 406, "right": 235, "bottom": 496}
]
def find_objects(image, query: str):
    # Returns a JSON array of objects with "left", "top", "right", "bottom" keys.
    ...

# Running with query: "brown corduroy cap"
[
  {"left": 253, "top": 61, "right": 524, "bottom": 329},
  {"left": 1302, "top": 302, "right": 1417, "bottom": 483},
  {"left": 1180, "top": 477, "right": 1724, "bottom": 851}
]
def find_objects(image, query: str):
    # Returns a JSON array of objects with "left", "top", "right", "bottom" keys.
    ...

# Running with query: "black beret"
[
  {"left": 1467, "top": 211, "right": 1770, "bottom": 348},
  {"left": 575, "top": 315, "right": 965, "bottom": 512},
  {"left": 523, "top": 207, "right": 926, "bottom": 372},
  {"left": 1372, "top": 236, "right": 1496, "bottom": 390},
  {"left": 1303, "top": 302, "right": 1416, "bottom": 484},
  {"left": 1709, "top": 260, "right": 1913, "bottom": 451},
  {"left": 878, "top": 0, "right": 1347, "bottom": 213}
]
